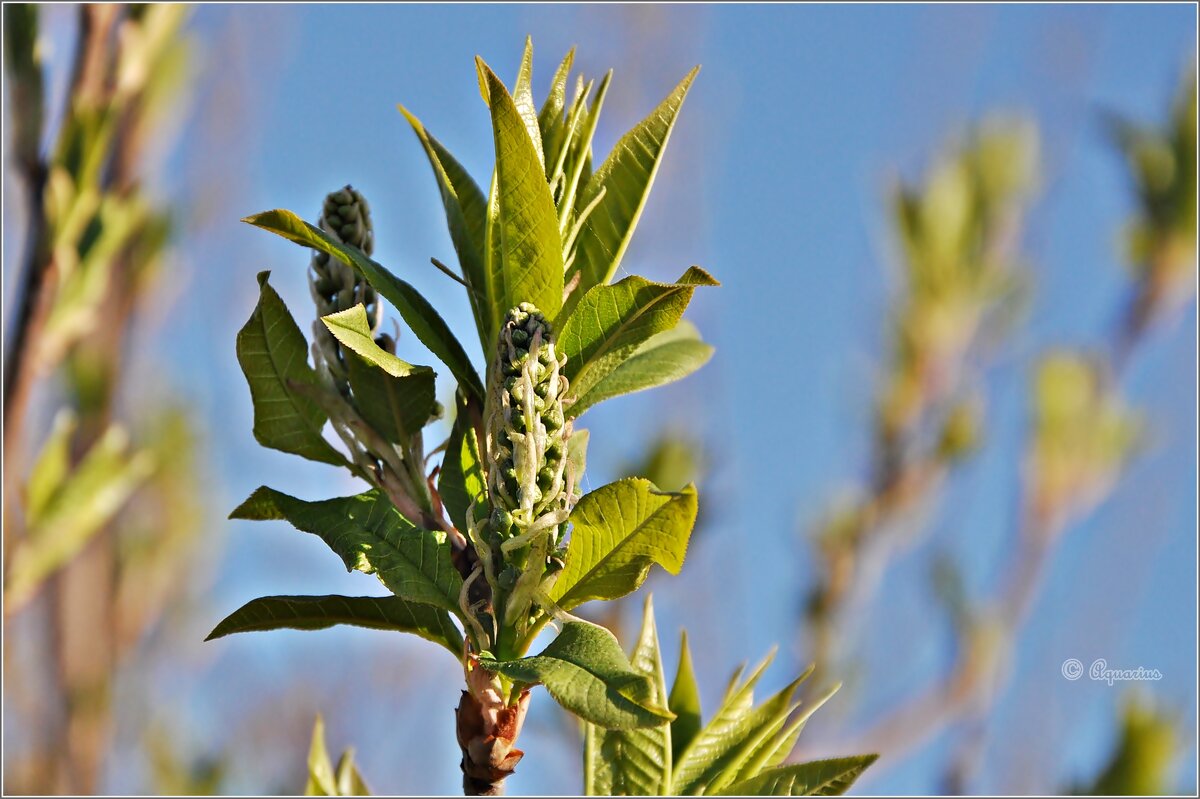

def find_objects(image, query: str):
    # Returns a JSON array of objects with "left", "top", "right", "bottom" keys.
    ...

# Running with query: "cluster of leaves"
[{"left": 583, "top": 598, "right": 876, "bottom": 796}]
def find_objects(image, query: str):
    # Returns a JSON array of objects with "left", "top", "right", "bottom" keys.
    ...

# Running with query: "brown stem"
[{"left": 456, "top": 675, "right": 531, "bottom": 796}]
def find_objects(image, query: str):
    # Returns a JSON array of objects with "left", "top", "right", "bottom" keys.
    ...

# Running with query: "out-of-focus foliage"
[
  {"left": 1076, "top": 696, "right": 1181, "bottom": 796},
  {"left": 583, "top": 598, "right": 876, "bottom": 796},
  {"left": 1026, "top": 353, "right": 1139, "bottom": 533},
  {"left": 622, "top": 432, "right": 705, "bottom": 493},
  {"left": 1107, "top": 67, "right": 1197, "bottom": 339},
  {"left": 806, "top": 116, "right": 1040, "bottom": 674},
  {"left": 304, "top": 716, "right": 372, "bottom": 797},
  {"left": 3, "top": 5, "right": 212, "bottom": 795},
  {"left": 5, "top": 411, "right": 155, "bottom": 611},
  {"left": 3, "top": 2, "right": 193, "bottom": 606},
  {"left": 881, "top": 117, "right": 1038, "bottom": 446}
]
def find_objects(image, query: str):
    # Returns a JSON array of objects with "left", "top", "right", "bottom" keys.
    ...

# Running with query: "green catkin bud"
[
  {"left": 308, "top": 184, "right": 381, "bottom": 395},
  {"left": 481, "top": 305, "right": 578, "bottom": 637},
  {"left": 487, "top": 304, "right": 572, "bottom": 537}
]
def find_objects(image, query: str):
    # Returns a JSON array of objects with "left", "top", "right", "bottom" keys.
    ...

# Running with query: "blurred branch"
[
  {"left": 802, "top": 117, "right": 1040, "bottom": 682},
  {"left": 2, "top": 5, "right": 197, "bottom": 794}
]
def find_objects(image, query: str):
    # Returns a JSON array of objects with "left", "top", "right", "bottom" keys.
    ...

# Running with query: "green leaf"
[
  {"left": 567, "top": 68, "right": 699, "bottom": 311},
  {"left": 333, "top": 751, "right": 372, "bottom": 797},
  {"left": 568, "top": 321, "right": 714, "bottom": 419},
  {"left": 550, "top": 478, "right": 698, "bottom": 610},
  {"left": 321, "top": 305, "right": 437, "bottom": 439},
  {"left": 438, "top": 396, "right": 486, "bottom": 534},
  {"left": 675, "top": 673, "right": 806, "bottom": 796},
  {"left": 305, "top": 715, "right": 337, "bottom": 796},
  {"left": 397, "top": 104, "right": 491, "bottom": 350},
  {"left": 512, "top": 36, "right": 544, "bottom": 170},
  {"left": 206, "top": 594, "right": 463, "bottom": 658},
  {"left": 560, "top": 266, "right": 717, "bottom": 395},
  {"left": 714, "top": 756, "right": 878, "bottom": 796},
  {"left": 5, "top": 424, "right": 155, "bottom": 610},
  {"left": 670, "top": 653, "right": 775, "bottom": 794},
  {"left": 237, "top": 271, "right": 346, "bottom": 465},
  {"left": 560, "top": 71, "right": 611, "bottom": 219},
  {"left": 585, "top": 596, "right": 673, "bottom": 796},
  {"left": 477, "top": 58, "right": 564, "bottom": 330},
  {"left": 304, "top": 716, "right": 373, "bottom": 796},
  {"left": 481, "top": 620, "right": 673, "bottom": 730},
  {"left": 669, "top": 630, "right": 703, "bottom": 763},
  {"left": 538, "top": 48, "right": 576, "bottom": 175},
  {"left": 243, "top": 210, "right": 484, "bottom": 404},
  {"left": 25, "top": 409, "right": 75, "bottom": 522},
  {"left": 231, "top": 487, "right": 463, "bottom": 614}
]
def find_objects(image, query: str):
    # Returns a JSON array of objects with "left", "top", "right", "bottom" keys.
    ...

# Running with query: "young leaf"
[
  {"left": 438, "top": 397, "right": 486, "bottom": 534},
  {"left": 559, "top": 266, "right": 718, "bottom": 393},
  {"left": 243, "top": 210, "right": 484, "bottom": 403},
  {"left": 305, "top": 715, "right": 338, "bottom": 796},
  {"left": 5, "top": 424, "right": 155, "bottom": 611},
  {"left": 333, "top": 751, "right": 372, "bottom": 797},
  {"left": 477, "top": 59, "right": 564, "bottom": 328},
  {"left": 549, "top": 478, "right": 698, "bottom": 610},
  {"left": 512, "top": 36, "right": 544, "bottom": 169},
  {"left": 567, "top": 321, "right": 714, "bottom": 419},
  {"left": 585, "top": 596, "right": 673, "bottom": 796},
  {"left": 322, "top": 305, "right": 437, "bottom": 439},
  {"left": 559, "top": 72, "right": 612, "bottom": 231},
  {"left": 206, "top": 594, "right": 463, "bottom": 658},
  {"left": 669, "top": 630, "right": 703, "bottom": 762},
  {"left": 670, "top": 653, "right": 776, "bottom": 794},
  {"left": 237, "top": 271, "right": 346, "bottom": 465},
  {"left": 538, "top": 48, "right": 576, "bottom": 175},
  {"left": 713, "top": 755, "right": 879, "bottom": 796},
  {"left": 566, "top": 68, "right": 699, "bottom": 312},
  {"left": 748, "top": 684, "right": 841, "bottom": 777},
  {"left": 682, "top": 676, "right": 807, "bottom": 795},
  {"left": 231, "top": 487, "right": 463, "bottom": 614},
  {"left": 397, "top": 104, "right": 491, "bottom": 349},
  {"left": 480, "top": 620, "right": 673, "bottom": 730}
]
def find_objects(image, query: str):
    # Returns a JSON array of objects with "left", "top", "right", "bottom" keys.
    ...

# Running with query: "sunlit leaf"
[
  {"left": 568, "top": 321, "right": 714, "bottom": 418},
  {"left": 236, "top": 271, "right": 346, "bottom": 465},
  {"left": 397, "top": 104, "right": 491, "bottom": 349},
  {"left": 668, "top": 630, "right": 703, "bottom": 763},
  {"left": 481, "top": 620, "right": 673, "bottom": 730},
  {"left": 560, "top": 266, "right": 717, "bottom": 397},
  {"left": 566, "top": 68, "right": 699, "bottom": 312},
  {"left": 477, "top": 58, "right": 564, "bottom": 332},
  {"left": 322, "top": 305, "right": 437, "bottom": 439},
  {"left": 550, "top": 478, "right": 697, "bottom": 610},
  {"left": 231, "top": 486, "right": 463, "bottom": 614},
  {"left": 206, "top": 593, "right": 463, "bottom": 658},
  {"left": 713, "top": 755, "right": 879, "bottom": 796},
  {"left": 243, "top": 209, "right": 484, "bottom": 403},
  {"left": 585, "top": 596, "right": 673, "bottom": 796}
]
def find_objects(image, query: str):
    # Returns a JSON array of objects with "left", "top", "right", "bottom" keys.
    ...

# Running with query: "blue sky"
[{"left": 6, "top": 3, "right": 1197, "bottom": 795}]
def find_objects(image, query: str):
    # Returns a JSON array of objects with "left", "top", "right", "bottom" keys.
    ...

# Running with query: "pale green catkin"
[{"left": 484, "top": 304, "right": 574, "bottom": 624}]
